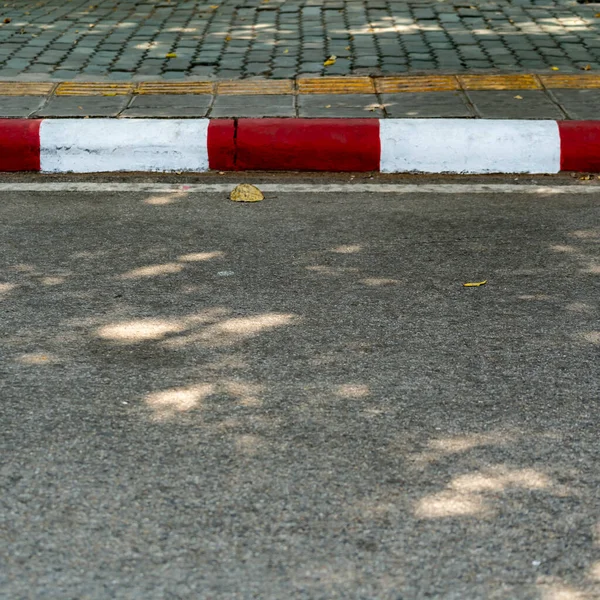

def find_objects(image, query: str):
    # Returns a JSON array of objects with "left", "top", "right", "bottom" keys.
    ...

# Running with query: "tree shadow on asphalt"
[{"left": 1, "top": 190, "right": 599, "bottom": 598}]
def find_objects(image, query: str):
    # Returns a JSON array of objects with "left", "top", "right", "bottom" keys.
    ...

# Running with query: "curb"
[{"left": 1, "top": 118, "right": 599, "bottom": 174}]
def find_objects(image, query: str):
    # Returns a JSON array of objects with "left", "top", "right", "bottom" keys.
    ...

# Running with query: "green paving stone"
[
  {"left": 382, "top": 92, "right": 473, "bottom": 118},
  {"left": 549, "top": 89, "right": 600, "bottom": 120},
  {"left": 0, "top": 96, "right": 46, "bottom": 118},
  {"left": 210, "top": 94, "right": 294, "bottom": 117},
  {"left": 35, "top": 96, "right": 130, "bottom": 118},
  {"left": 467, "top": 90, "right": 563, "bottom": 119},
  {"left": 298, "top": 94, "right": 381, "bottom": 118},
  {"left": 123, "top": 94, "right": 212, "bottom": 117}
]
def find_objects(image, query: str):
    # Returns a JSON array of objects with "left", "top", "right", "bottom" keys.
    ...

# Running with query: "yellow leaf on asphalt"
[
  {"left": 550, "top": 66, "right": 559, "bottom": 71},
  {"left": 345, "top": 46, "right": 351, "bottom": 51},
  {"left": 230, "top": 184, "right": 264, "bottom": 202},
  {"left": 225, "top": 35, "right": 231, "bottom": 42},
  {"left": 325, "top": 105, "right": 331, "bottom": 108},
  {"left": 595, "top": 12, "right": 600, "bottom": 17},
  {"left": 463, "top": 280, "right": 487, "bottom": 287},
  {"left": 323, "top": 55, "right": 337, "bottom": 67},
  {"left": 283, "top": 48, "right": 289, "bottom": 54},
  {"left": 583, "top": 64, "right": 591, "bottom": 71},
  {"left": 166, "top": 52, "right": 177, "bottom": 58},
  {"left": 210, "top": 4, "right": 219, "bottom": 8}
]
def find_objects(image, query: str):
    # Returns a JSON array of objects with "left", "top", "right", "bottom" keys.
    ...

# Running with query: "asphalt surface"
[{"left": 1, "top": 178, "right": 599, "bottom": 599}]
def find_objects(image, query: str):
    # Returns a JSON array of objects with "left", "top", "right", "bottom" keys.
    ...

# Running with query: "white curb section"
[
  {"left": 379, "top": 119, "right": 562, "bottom": 174},
  {"left": 40, "top": 119, "right": 210, "bottom": 174}
]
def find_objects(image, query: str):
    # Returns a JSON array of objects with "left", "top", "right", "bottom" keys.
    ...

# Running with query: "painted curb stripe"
[
  {"left": 0, "top": 119, "right": 40, "bottom": 171},
  {"left": 0, "top": 118, "right": 598, "bottom": 174},
  {"left": 558, "top": 121, "right": 600, "bottom": 173},
  {"left": 40, "top": 119, "right": 209, "bottom": 173},
  {"left": 207, "top": 119, "right": 235, "bottom": 171},
  {"left": 234, "top": 119, "right": 381, "bottom": 172},
  {"left": 380, "top": 119, "right": 560, "bottom": 174}
]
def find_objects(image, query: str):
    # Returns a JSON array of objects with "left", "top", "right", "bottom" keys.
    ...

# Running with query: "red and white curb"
[{"left": 1, "top": 118, "right": 599, "bottom": 174}]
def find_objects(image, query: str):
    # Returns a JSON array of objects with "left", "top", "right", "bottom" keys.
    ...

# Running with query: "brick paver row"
[{"left": 0, "top": 0, "right": 599, "bottom": 80}]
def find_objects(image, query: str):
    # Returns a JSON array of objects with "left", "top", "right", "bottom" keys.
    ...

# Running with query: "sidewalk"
[
  {"left": 2, "top": 74, "right": 600, "bottom": 119},
  {"left": 1, "top": 0, "right": 600, "bottom": 81}
]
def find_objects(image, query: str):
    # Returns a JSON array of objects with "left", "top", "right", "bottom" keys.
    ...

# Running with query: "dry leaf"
[
  {"left": 323, "top": 55, "right": 336, "bottom": 67},
  {"left": 210, "top": 4, "right": 219, "bottom": 8},
  {"left": 595, "top": 12, "right": 600, "bottom": 17},
  {"left": 230, "top": 184, "right": 264, "bottom": 202},
  {"left": 345, "top": 46, "right": 351, "bottom": 50},
  {"left": 103, "top": 92, "right": 117, "bottom": 96},
  {"left": 463, "top": 280, "right": 487, "bottom": 287},
  {"left": 514, "top": 95, "right": 523, "bottom": 100},
  {"left": 166, "top": 52, "right": 177, "bottom": 58},
  {"left": 224, "top": 35, "right": 231, "bottom": 42},
  {"left": 550, "top": 66, "right": 559, "bottom": 71},
  {"left": 3, "top": 17, "right": 11, "bottom": 23},
  {"left": 579, "top": 174, "right": 592, "bottom": 180},
  {"left": 582, "top": 64, "right": 591, "bottom": 71},
  {"left": 325, "top": 104, "right": 331, "bottom": 108}
]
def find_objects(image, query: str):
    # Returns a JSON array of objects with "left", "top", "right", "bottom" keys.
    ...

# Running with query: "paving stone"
[
  {"left": 298, "top": 94, "right": 381, "bottom": 118},
  {"left": 123, "top": 94, "right": 212, "bottom": 117},
  {"left": 0, "top": 96, "right": 46, "bottom": 117},
  {"left": 381, "top": 92, "right": 473, "bottom": 118},
  {"left": 467, "top": 90, "right": 563, "bottom": 119},
  {"left": 549, "top": 89, "right": 600, "bottom": 120},
  {"left": 210, "top": 94, "right": 294, "bottom": 117},
  {"left": 35, "top": 96, "right": 130, "bottom": 117}
]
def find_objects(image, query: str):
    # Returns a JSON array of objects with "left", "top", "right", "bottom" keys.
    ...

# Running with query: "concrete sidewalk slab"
[
  {"left": 549, "top": 88, "right": 600, "bottom": 120},
  {"left": 123, "top": 95, "right": 212, "bottom": 118},
  {"left": 298, "top": 94, "right": 382, "bottom": 118},
  {"left": 382, "top": 91, "right": 473, "bottom": 118},
  {"left": 466, "top": 90, "right": 565, "bottom": 119},
  {"left": 0, "top": 96, "right": 46, "bottom": 118},
  {"left": 210, "top": 94, "right": 295, "bottom": 118},
  {"left": 34, "top": 96, "right": 130, "bottom": 118}
]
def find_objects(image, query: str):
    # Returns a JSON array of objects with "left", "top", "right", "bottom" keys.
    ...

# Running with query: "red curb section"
[
  {"left": 208, "top": 119, "right": 235, "bottom": 171},
  {"left": 233, "top": 118, "right": 380, "bottom": 172},
  {"left": 208, "top": 118, "right": 380, "bottom": 172},
  {"left": 558, "top": 121, "right": 600, "bottom": 173},
  {"left": 0, "top": 119, "right": 40, "bottom": 171}
]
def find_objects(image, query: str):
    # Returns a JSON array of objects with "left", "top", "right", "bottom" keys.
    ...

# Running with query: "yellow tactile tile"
[
  {"left": 217, "top": 80, "right": 294, "bottom": 94},
  {"left": 458, "top": 74, "right": 542, "bottom": 90},
  {"left": 375, "top": 75, "right": 459, "bottom": 93},
  {"left": 135, "top": 81, "right": 214, "bottom": 94},
  {"left": 0, "top": 82, "right": 55, "bottom": 96},
  {"left": 55, "top": 82, "right": 134, "bottom": 96},
  {"left": 539, "top": 74, "right": 600, "bottom": 89},
  {"left": 297, "top": 77, "right": 375, "bottom": 94}
]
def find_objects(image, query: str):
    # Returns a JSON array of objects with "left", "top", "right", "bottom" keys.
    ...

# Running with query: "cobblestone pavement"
[{"left": 1, "top": 0, "right": 600, "bottom": 80}]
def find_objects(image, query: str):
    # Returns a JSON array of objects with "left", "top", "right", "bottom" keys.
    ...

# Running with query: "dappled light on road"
[
  {"left": 0, "top": 282, "right": 18, "bottom": 298},
  {"left": 146, "top": 383, "right": 215, "bottom": 421},
  {"left": 98, "top": 318, "right": 186, "bottom": 343},
  {"left": 118, "top": 262, "right": 184, "bottom": 279},
  {"left": 17, "top": 352, "right": 58, "bottom": 365},
  {"left": 415, "top": 467, "right": 555, "bottom": 519},
  {"left": 335, "top": 384, "right": 370, "bottom": 399},
  {"left": 331, "top": 244, "right": 362, "bottom": 254}
]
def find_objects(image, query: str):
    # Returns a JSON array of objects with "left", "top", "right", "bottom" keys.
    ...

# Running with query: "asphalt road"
[{"left": 1, "top": 178, "right": 599, "bottom": 600}]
